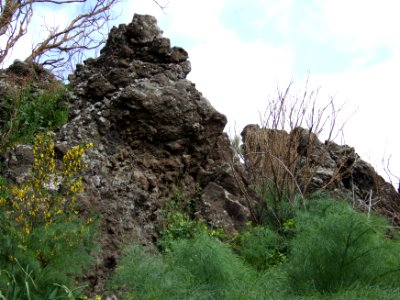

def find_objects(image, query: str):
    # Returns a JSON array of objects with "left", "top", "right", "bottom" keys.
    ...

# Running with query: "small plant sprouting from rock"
[
  {"left": 158, "top": 188, "right": 225, "bottom": 251},
  {"left": 0, "top": 85, "right": 69, "bottom": 149}
]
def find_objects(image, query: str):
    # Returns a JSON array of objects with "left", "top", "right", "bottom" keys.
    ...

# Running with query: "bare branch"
[
  {"left": 0, "top": 0, "right": 121, "bottom": 78},
  {"left": 25, "top": 0, "right": 118, "bottom": 76},
  {"left": 152, "top": 0, "right": 169, "bottom": 10},
  {"left": 0, "top": 1, "right": 33, "bottom": 65},
  {"left": 242, "top": 79, "right": 355, "bottom": 227}
]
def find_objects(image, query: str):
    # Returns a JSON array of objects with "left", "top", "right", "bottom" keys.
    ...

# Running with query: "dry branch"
[
  {"left": 1, "top": 1, "right": 167, "bottom": 77},
  {"left": 241, "top": 79, "right": 354, "bottom": 226},
  {"left": 1, "top": 0, "right": 120, "bottom": 77}
]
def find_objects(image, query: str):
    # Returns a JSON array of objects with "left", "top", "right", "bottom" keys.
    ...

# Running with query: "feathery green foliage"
[
  {"left": 259, "top": 184, "right": 305, "bottom": 231},
  {"left": 111, "top": 233, "right": 261, "bottom": 300},
  {"left": 111, "top": 192, "right": 400, "bottom": 299},
  {"left": 109, "top": 244, "right": 199, "bottom": 300},
  {"left": 288, "top": 198, "right": 400, "bottom": 294},
  {"left": 232, "top": 224, "right": 287, "bottom": 271},
  {"left": 168, "top": 233, "right": 256, "bottom": 299}
]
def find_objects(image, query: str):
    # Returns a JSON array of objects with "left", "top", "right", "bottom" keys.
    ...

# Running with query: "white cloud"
[
  {"left": 312, "top": 54, "right": 400, "bottom": 182},
  {"left": 114, "top": 0, "right": 166, "bottom": 24},
  {"left": 318, "top": 0, "right": 400, "bottom": 50},
  {"left": 161, "top": 0, "right": 226, "bottom": 41},
  {"left": 187, "top": 35, "right": 294, "bottom": 133},
  {"left": 117, "top": 0, "right": 227, "bottom": 43}
]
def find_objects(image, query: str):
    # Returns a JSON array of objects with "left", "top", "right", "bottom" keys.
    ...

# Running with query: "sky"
[{"left": 3, "top": 0, "right": 400, "bottom": 186}]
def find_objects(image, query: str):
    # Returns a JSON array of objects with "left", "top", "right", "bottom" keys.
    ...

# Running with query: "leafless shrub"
[
  {"left": 0, "top": 1, "right": 121, "bottom": 77},
  {"left": 240, "top": 79, "right": 354, "bottom": 226},
  {"left": 382, "top": 154, "right": 400, "bottom": 193},
  {"left": 0, "top": 0, "right": 165, "bottom": 78}
]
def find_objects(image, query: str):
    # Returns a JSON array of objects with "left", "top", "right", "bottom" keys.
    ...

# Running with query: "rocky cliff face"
[
  {"left": 2, "top": 14, "right": 255, "bottom": 292},
  {"left": 1, "top": 13, "right": 400, "bottom": 295}
]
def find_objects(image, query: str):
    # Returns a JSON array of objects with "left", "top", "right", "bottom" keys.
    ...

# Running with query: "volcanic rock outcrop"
[
  {"left": 2, "top": 14, "right": 255, "bottom": 292},
  {"left": 2, "top": 13, "right": 400, "bottom": 296}
]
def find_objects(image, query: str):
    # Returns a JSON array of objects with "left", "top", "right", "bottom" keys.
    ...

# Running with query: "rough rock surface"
[
  {"left": 0, "top": 14, "right": 255, "bottom": 294},
  {"left": 241, "top": 125, "right": 400, "bottom": 226},
  {"left": 63, "top": 14, "right": 258, "bottom": 293}
]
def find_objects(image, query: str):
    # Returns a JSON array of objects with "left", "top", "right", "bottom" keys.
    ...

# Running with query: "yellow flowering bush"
[
  {"left": 9, "top": 132, "right": 93, "bottom": 234},
  {"left": 0, "top": 132, "right": 97, "bottom": 299}
]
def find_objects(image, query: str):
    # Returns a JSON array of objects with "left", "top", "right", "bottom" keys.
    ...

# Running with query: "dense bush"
[
  {"left": 110, "top": 193, "right": 400, "bottom": 299},
  {"left": 0, "top": 85, "right": 68, "bottom": 148},
  {"left": 168, "top": 233, "right": 256, "bottom": 299},
  {"left": 111, "top": 233, "right": 261, "bottom": 300},
  {"left": 232, "top": 224, "right": 287, "bottom": 271},
  {"left": 109, "top": 244, "right": 196, "bottom": 300},
  {"left": 288, "top": 199, "right": 400, "bottom": 294}
]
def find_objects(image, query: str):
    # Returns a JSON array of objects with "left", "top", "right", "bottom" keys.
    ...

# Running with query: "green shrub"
[
  {"left": 166, "top": 233, "right": 257, "bottom": 299},
  {"left": 0, "top": 215, "right": 96, "bottom": 299},
  {"left": 324, "top": 285, "right": 400, "bottom": 300},
  {"left": 232, "top": 224, "right": 287, "bottom": 271},
  {"left": 111, "top": 234, "right": 261, "bottom": 300},
  {"left": 288, "top": 199, "right": 400, "bottom": 294},
  {"left": 109, "top": 244, "right": 200, "bottom": 300},
  {"left": 258, "top": 183, "right": 305, "bottom": 232},
  {"left": 0, "top": 85, "right": 68, "bottom": 148},
  {"left": 111, "top": 196, "right": 400, "bottom": 300},
  {"left": 158, "top": 189, "right": 225, "bottom": 251},
  {"left": 0, "top": 133, "right": 96, "bottom": 299}
]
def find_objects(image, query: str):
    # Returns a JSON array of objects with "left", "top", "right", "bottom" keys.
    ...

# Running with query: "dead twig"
[{"left": 1, "top": 0, "right": 119, "bottom": 78}]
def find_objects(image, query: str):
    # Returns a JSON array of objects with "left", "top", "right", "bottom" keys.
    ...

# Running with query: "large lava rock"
[{"left": 33, "top": 14, "right": 254, "bottom": 293}]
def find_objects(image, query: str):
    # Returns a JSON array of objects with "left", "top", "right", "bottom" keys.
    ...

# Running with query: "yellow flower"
[
  {"left": 95, "top": 295, "right": 102, "bottom": 300},
  {"left": 6, "top": 133, "right": 94, "bottom": 234},
  {"left": 23, "top": 225, "right": 30, "bottom": 235}
]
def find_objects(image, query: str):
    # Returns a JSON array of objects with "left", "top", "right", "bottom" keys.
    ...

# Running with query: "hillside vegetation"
[
  {"left": 1, "top": 82, "right": 400, "bottom": 299},
  {"left": 1, "top": 14, "right": 400, "bottom": 299}
]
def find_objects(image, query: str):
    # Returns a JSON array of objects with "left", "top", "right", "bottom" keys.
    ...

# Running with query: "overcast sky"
[{"left": 5, "top": 0, "right": 400, "bottom": 185}]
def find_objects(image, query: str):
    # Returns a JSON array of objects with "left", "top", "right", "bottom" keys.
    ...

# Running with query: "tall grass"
[
  {"left": 109, "top": 244, "right": 197, "bottom": 300},
  {"left": 232, "top": 224, "right": 287, "bottom": 271}
]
